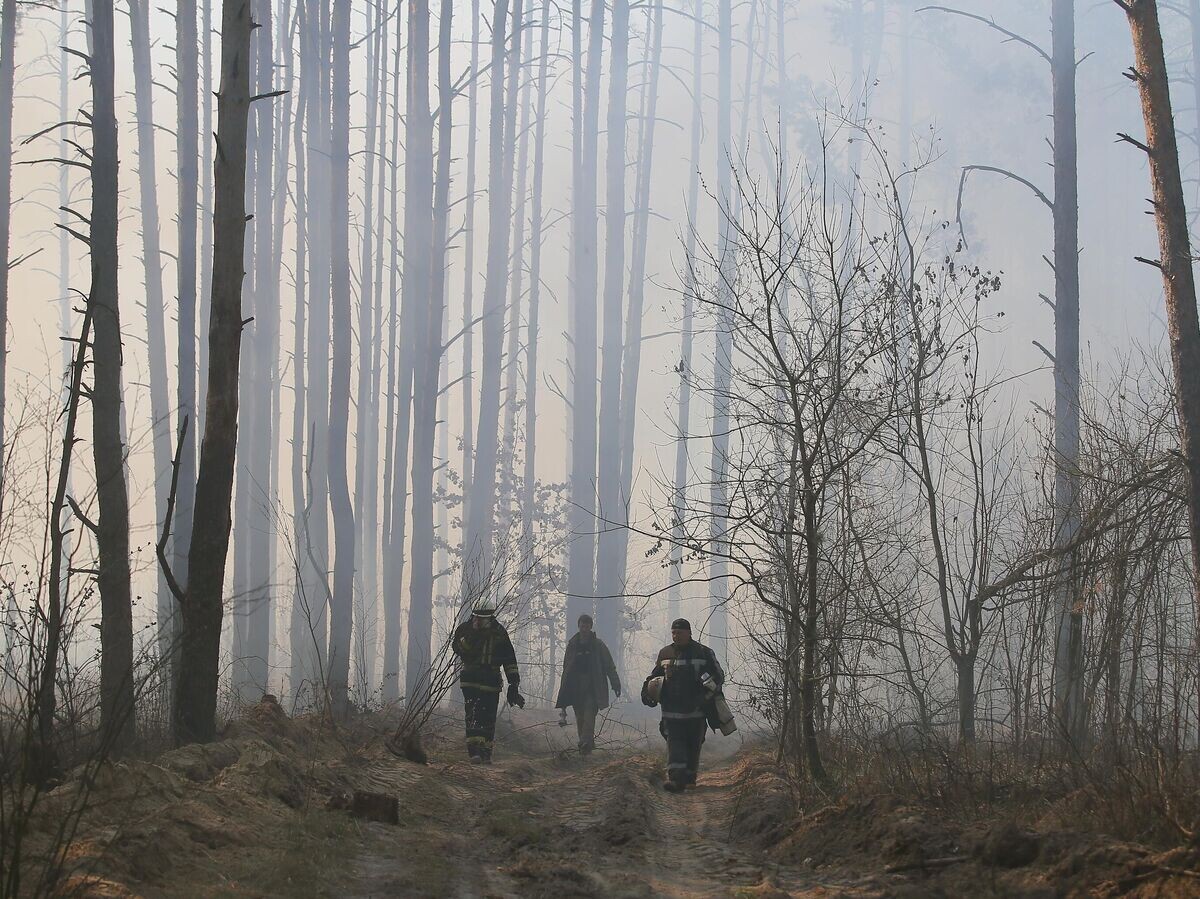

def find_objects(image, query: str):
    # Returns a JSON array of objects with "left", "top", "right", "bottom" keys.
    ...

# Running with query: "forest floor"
[{"left": 20, "top": 697, "right": 1200, "bottom": 898}]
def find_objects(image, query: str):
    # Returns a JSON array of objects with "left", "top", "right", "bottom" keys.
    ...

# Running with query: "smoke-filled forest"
[{"left": 1, "top": 0, "right": 1200, "bottom": 895}]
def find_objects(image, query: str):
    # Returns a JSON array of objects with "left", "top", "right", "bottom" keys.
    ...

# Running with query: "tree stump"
[{"left": 350, "top": 790, "right": 400, "bottom": 825}]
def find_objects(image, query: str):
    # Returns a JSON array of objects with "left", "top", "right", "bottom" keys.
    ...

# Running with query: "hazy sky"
[{"left": 1, "top": 0, "right": 1188, "bottom": 677}]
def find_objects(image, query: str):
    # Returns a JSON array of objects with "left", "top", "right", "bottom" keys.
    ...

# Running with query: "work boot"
[
  {"left": 469, "top": 756, "right": 485, "bottom": 765},
  {"left": 663, "top": 780, "right": 684, "bottom": 793}
]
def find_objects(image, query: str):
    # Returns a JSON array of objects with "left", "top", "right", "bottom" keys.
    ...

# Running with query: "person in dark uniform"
[
  {"left": 641, "top": 618, "right": 724, "bottom": 792},
  {"left": 451, "top": 600, "right": 524, "bottom": 763},
  {"left": 554, "top": 614, "right": 621, "bottom": 754}
]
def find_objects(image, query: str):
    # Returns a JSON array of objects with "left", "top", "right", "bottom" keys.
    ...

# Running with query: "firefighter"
[
  {"left": 451, "top": 600, "right": 524, "bottom": 764},
  {"left": 554, "top": 614, "right": 621, "bottom": 754},
  {"left": 641, "top": 618, "right": 724, "bottom": 792}
]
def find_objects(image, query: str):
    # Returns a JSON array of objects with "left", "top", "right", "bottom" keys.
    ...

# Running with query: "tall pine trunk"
[
  {"left": 708, "top": 0, "right": 733, "bottom": 645},
  {"left": 669, "top": 0, "right": 704, "bottom": 626},
  {"left": 90, "top": 0, "right": 135, "bottom": 753},
  {"left": 1050, "top": 0, "right": 1084, "bottom": 746},
  {"left": 354, "top": 0, "right": 385, "bottom": 696},
  {"left": 302, "top": 0, "right": 332, "bottom": 694},
  {"left": 380, "top": 0, "right": 404, "bottom": 701},
  {"left": 612, "top": 0, "right": 664, "bottom": 672},
  {"left": 288, "top": 0, "right": 310, "bottom": 700},
  {"left": 594, "top": 0, "right": 630, "bottom": 651},
  {"left": 409, "top": 0, "right": 453, "bottom": 705},
  {"left": 500, "top": 2, "right": 532, "bottom": 522},
  {"left": 175, "top": 0, "right": 200, "bottom": 682},
  {"left": 461, "top": 0, "right": 481, "bottom": 511},
  {"left": 1120, "top": 0, "right": 1200, "bottom": 720},
  {"left": 175, "top": 0, "right": 253, "bottom": 745},
  {"left": 464, "top": 0, "right": 519, "bottom": 589},
  {"left": 521, "top": 0, "right": 551, "bottom": 614},
  {"left": 401, "top": 0, "right": 434, "bottom": 699},
  {"left": 327, "top": 0, "right": 355, "bottom": 716},
  {"left": 0, "top": 0, "right": 14, "bottom": 538},
  {"left": 129, "top": 0, "right": 174, "bottom": 690},
  {"left": 566, "top": 0, "right": 605, "bottom": 625}
]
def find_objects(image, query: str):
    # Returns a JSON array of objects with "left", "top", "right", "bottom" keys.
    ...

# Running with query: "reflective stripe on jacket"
[
  {"left": 452, "top": 619, "right": 520, "bottom": 693},
  {"left": 643, "top": 640, "right": 723, "bottom": 717}
]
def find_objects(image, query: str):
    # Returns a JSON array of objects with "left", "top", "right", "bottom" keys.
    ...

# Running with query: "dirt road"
[{"left": 346, "top": 718, "right": 861, "bottom": 898}]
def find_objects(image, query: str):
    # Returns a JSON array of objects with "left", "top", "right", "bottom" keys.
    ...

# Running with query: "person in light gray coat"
[{"left": 554, "top": 615, "right": 621, "bottom": 754}]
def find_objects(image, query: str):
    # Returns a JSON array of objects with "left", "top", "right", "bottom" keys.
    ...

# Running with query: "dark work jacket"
[
  {"left": 644, "top": 640, "right": 724, "bottom": 720},
  {"left": 452, "top": 619, "right": 519, "bottom": 693},
  {"left": 554, "top": 633, "right": 620, "bottom": 711}
]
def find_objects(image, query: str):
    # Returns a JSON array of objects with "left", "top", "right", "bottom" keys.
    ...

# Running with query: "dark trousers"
[
  {"left": 462, "top": 686, "right": 500, "bottom": 760},
  {"left": 573, "top": 698, "right": 598, "bottom": 752},
  {"left": 661, "top": 716, "right": 706, "bottom": 785}
]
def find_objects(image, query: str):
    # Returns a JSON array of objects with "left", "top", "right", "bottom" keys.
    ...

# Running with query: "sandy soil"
[
  {"left": 20, "top": 699, "right": 1200, "bottom": 898},
  {"left": 344, "top": 721, "right": 863, "bottom": 898}
]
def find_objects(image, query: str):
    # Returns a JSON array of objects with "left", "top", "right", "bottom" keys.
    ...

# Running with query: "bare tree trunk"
[
  {"left": 594, "top": 0, "right": 630, "bottom": 652},
  {"left": 303, "top": 0, "right": 332, "bottom": 693},
  {"left": 402, "top": 0, "right": 435, "bottom": 703},
  {"left": 233, "top": 0, "right": 277, "bottom": 702},
  {"left": 129, "top": 0, "right": 175, "bottom": 690},
  {"left": 266, "top": 0, "right": 297, "bottom": 680},
  {"left": 327, "top": 0, "right": 355, "bottom": 717},
  {"left": 708, "top": 0, "right": 733, "bottom": 645},
  {"left": 464, "top": 0, "right": 520, "bottom": 586},
  {"left": 669, "top": 0, "right": 704, "bottom": 627},
  {"left": 174, "top": 0, "right": 253, "bottom": 745},
  {"left": 175, "top": 0, "right": 201, "bottom": 680},
  {"left": 521, "top": 0, "right": 551, "bottom": 602},
  {"left": 1120, "top": 0, "right": 1200, "bottom": 714},
  {"left": 198, "top": 0, "right": 215, "bottom": 432},
  {"left": 500, "top": 5, "right": 533, "bottom": 521},
  {"left": 380, "top": 0, "right": 404, "bottom": 701},
  {"left": 565, "top": 0, "right": 604, "bottom": 625},
  {"left": 355, "top": 0, "right": 386, "bottom": 697},
  {"left": 1051, "top": 0, "right": 1084, "bottom": 747},
  {"left": 409, "top": 0, "right": 453, "bottom": 707},
  {"left": 0, "top": 0, "right": 14, "bottom": 540},
  {"left": 288, "top": 7, "right": 310, "bottom": 698},
  {"left": 611, "top": 0, "right": 664, "bottom": 673},
  {"left": 89, "top": 0, "right": 135, "bottom": 753},
  {"left": 461, "top": 0, "right": 481, "bottom": 512}
]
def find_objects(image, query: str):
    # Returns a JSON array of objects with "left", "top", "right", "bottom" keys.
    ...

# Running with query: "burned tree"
[
  {"left": 173, "top": 0, "right": 255, "bottom": 745},
  {"left": 1117, "top": 0, "right": 1200, "bottom": 687},
  {"left": 89, "top": 0, "right": 135, "bottom": 753}
]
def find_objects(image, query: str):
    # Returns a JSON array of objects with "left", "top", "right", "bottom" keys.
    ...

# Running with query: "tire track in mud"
[{"left": 346, "top": 740, "right": 865, "bottom": 898}]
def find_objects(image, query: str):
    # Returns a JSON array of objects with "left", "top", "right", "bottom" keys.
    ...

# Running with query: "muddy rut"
[{"left": 345, "top": 733, "right": 865, "bottom": 898}]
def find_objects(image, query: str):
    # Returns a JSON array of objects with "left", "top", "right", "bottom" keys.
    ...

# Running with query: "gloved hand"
[
  {"left": 613, "top": 682, "right": 622, "bottom": 698},
  {"left": 507, "top": 684, "right": 525, "bottom": 709}
]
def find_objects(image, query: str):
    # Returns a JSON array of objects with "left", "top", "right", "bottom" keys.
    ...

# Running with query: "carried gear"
[
  {"left": 507, "top": 684, "right": 525, "bottom": 709},
  {"left": 710, "top": 693, "right": 737, "bottom": 736},
  {"left": 642, "top": 675, "right": 663, "bottom": 706},
  {"left": 558, "top": 709, "right": 569, "bottom": 727}
]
